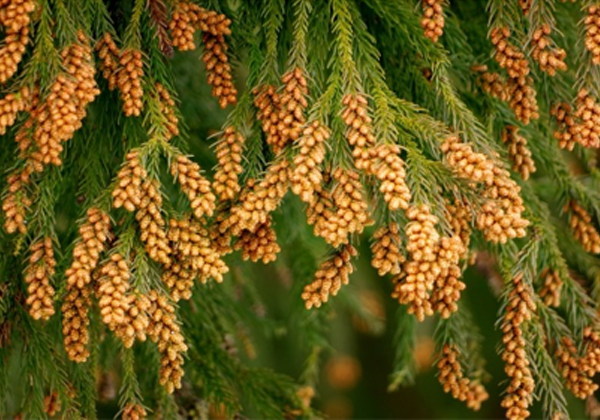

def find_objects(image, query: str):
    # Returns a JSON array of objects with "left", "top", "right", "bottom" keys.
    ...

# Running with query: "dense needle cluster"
[
  {"left": 490, "top": 27, "right": 539, "bottom": 124},
  {"left": 0, "top": 0, "right": 35, "bottom": 83},
  {"left": 24, "top": 237, "right": 56, "bottom": 321},
  {"left": 420, "top": 0, "right": 445, "bottom": 43},
  {"left": 436, "top": 344, "right": 489, "bottom": 411},
  {"left": 501, "top": 126, "right": 536, "bottom": 181},
  {"left": 567, "top": 201, "right": 600, "bottom": 254},
  {"left": 302, "top": 245, "right": 357, "bottom": 309},
  {"left": 500, "top": 274, "right": 536, "bottom": 420}
]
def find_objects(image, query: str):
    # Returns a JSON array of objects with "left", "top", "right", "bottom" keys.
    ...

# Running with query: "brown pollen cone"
[
  {"left": 437, "top": 344, "right": 489, "bottom": 410},
  {"left": 147, "top": 290, "right": 188, "bottom": 394},
  {"left": 567, "top": 201, "right": 600, "bottom": 254},
  {"left": 491, "top": 27, "right": 539, "bottom": 124},
  {"left": 341, "top": 94, "right": 376, "bottom": 172},
  {"left": 531, "top": 24, "right": 567, "bottom": 76},
  {"left": 212, "top": 127, "right": 245, "bottom": 201},
  {"left": 302, "top": 245, "right": 357, "bottom": 309},
  {"left": 24, "top": 237, "right": 56, "bottom": 321},
  {"left": 117, "top": 49, "right": 144, "bottom": 117},
  {"left": 0, "top": 0, "right": 35, "bottom": 83},
  {"left": 501, "top": 126, "right": 536, "bottom": 181},
  {"left": 371, "top": 223, "right": 404, "bottom": 277},
  {"left": 421, "top": 0, "right": 445, "bottom": 43},
  {"left": 499, "top": 274, "right": 536, "bottom": 420},
  {"left": 291, "top": 121, "right": 329, "bottom": 203}
]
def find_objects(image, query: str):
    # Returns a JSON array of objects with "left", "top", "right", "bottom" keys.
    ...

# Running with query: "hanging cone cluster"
[
  {"left": 322, "top": 168, "right": 371, "bottom": 247},
  {"left": 501, "top": 126, "right": 536, "bottom": 181},
  {"left": 442, "top": 136, "right": 529, "bottom": 243},
  {"left": 136, "top": 180, "right": 172, "bottom": 265},
  {"left": 0, "top": 86, "right": 32, "bottom": 135},
  {"left": 421, "top": 0, "right": 445, "bottom": 43},
  {"left": 573, "top": 89, "right": 600, "bottom": 148},
  {"left": 370, "top": 144, "right": 411, "bottom": 211},
  {"left": 62, "top": 208, "right": 111, "bottom": 362},
  {"left": 500, "top": 274, "right": 536, "bottom": 420},
  {"left": 171, "top": 155, "right": 216, "bottom": 219},
  {"left": 302, "top": 245, "right": 357, "bottom": 309},
  {"left": 278, "top": 68, "right": 308, "bottom": 143},
  {"left": 428, "top": 237, "right": 466, "bottom": 319},
  {"left": 234, "top": 217, "right": 280, "bottom": 264},
  {"left": 96, "top": 33, "right": 120, "bottom": 90},
  {"left": 155, "top": 83, "right": 179, "bottom": 140},
  {"left": 2, "top": 169, "right": 32, "bottom": 234},
  {"left": 585, "top": 6, "right": 600, "bottom": 65},
  {"left": 0, "top": 0, "right": 35, "bottom": 83},
  {"left": 147, "top": 290, "right": 188, "bottom": 394},
  {"left": 122, "top": 403, "right": 147, "bottom": 420},
  {"left": 29, "top": 33, "right": 100, "bottom": 169},
  {"left": 531, "top": 24, "right": 567, "bottom": 76},
  {"left": 518, "top": 0, "right": 531, "bottom": 14},
  {"left": 538, "top": 268, "right": 562, "bottom": 307},
  {"left": 227, "top": 159, "right": 290, "bottom": 235},
  {"left": 341, "top": 94, "right": 376, "bottom": 172},
  {"left": 115, "top": 293, "right": 150, "bottom": 348},
  {"left": 446, "top": 200, "right": 472, "bottom": 248},
  {"left": 97, "top": 253, "right": 131, "bottom": 331},
  {"left": 491, "top": 27, "right": 539, "bottom": 124},
  {"left": 43, "top": 391, "right": 61, "bottom": 417},
  {"left": 291, "top": 121, "right": 328, "bottom": 203},
  {"left": 474, "top": 66, "right": 508, "bottom": 101},
  {"left": 370, "top": 223, "right": 404, "bottom": 277},
  {"left": 437, "top": 344, "right": 489, "bottom": 411},
  {"left": 113, "top": 151, "right": 145, "bottom": 212},
  {"left": 567, "top": 201, "right": 600, "bottom": 254},
  {"left": 556, "top": 335, "right": 600, "bottom": 399},
  {"left": 117, "top": 49, "right": 144, "bottom": 117},
  {"left": 24, "top": 237, "right": 56, "bottom": 321},
  {"left": 254, "top": 85, "right": 285, "bottom": 153},
  {"left": 392, "top": 205, "right": 437, "bottom": 321},
  {"left": 212, "top": 127, "right": 245, "bottom": 201},
  {"left": 551, "top": 102, "right": 579, "bottom": 151},
  {"left": 163, "top": 217, "right": 227, "bottom": 301}
]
